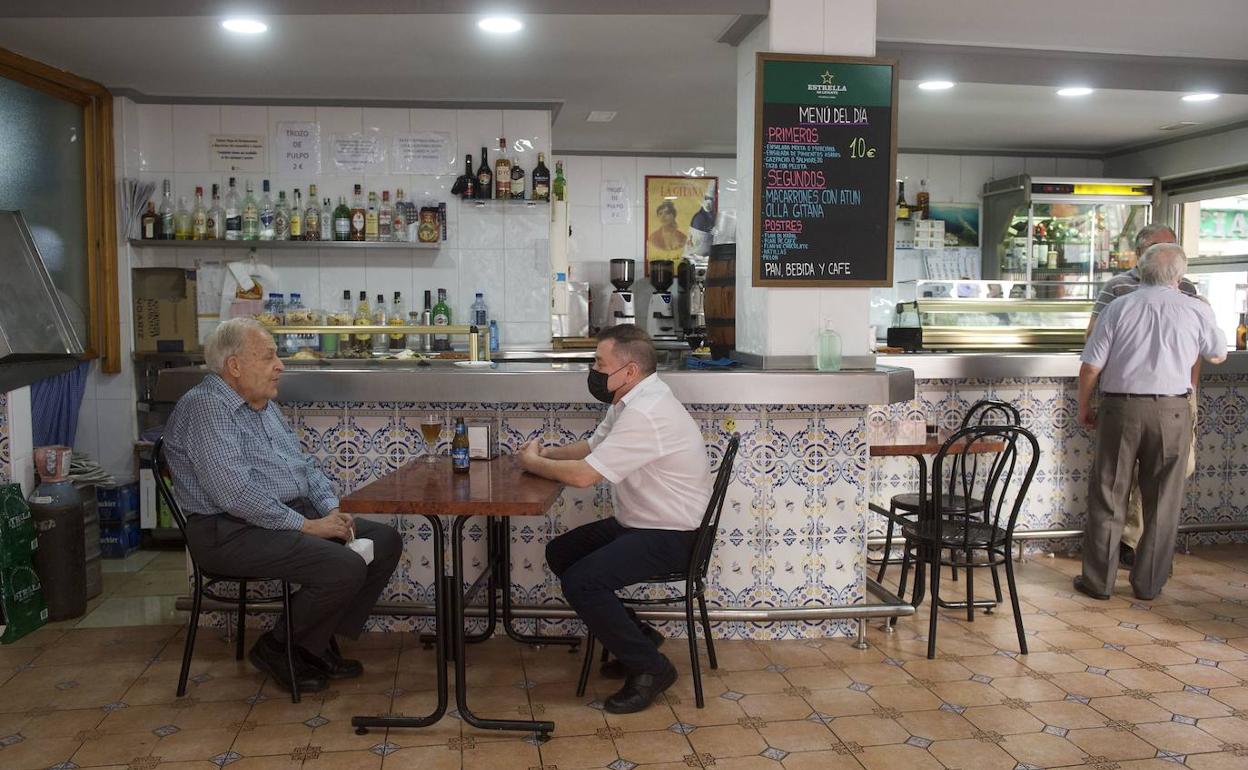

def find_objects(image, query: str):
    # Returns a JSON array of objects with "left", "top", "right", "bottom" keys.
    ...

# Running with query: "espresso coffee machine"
[
  {"left": 647, "top": 259, "right": 677, "bottom": 338},
  {"left": 677, "top": 256, "right": 708, "bottom": 348},
  {"left": 607, "top": 258, "right": 636, "bottom": 327}
]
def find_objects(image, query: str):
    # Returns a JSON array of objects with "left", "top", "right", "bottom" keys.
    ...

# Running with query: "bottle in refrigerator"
[
  {"left": 303, "top": 184, "right": 320, "bottom": 241},
  {"left": 259, "top": 180, "right": 276, "bottom": 240},
  {"left": 365, "top": 191, "right": 379, "bottom": 242},
  {"left": 532, "top": 153, "right": 550, "bottom": 201},
  {"left": 174, "top": 195, "right": 192, "bottom": 240},
  {"left": 290, "top": 189, "right": 303, "bottom": 240},
  {"left": 191, "top": 186, "right": 207, "bottom": 240},
  {"left": 353, "top": 290, "right": 372, "bottom": 352},
  {"left": 372, "top": 293, "right": 389, "bottom": 354},
  {"left": 206, "top": 183, "right": 224, "bottom": 240},
  {"left": 432, "top": 288, "right": 451, "bottom": 351},
  {"left": 157, "top": 179, "right": 175, "bottom": 239},
  {"left": 349, "top": 184, "right": 366, "bottom": 241},
  {"left": 378, "top": 191, "right": 393, "bottom": 241},
  {"left": 389, "top": 291, "right": 405, "bottom": 349},
  {"left": 224, "top": 177, "right": 242, "bottom": 241},
  {"left": 274, "top": 190, "right": 290, "bottom": 240},
  {"left": 242, "top": 179, "right": 260, "bottom": 240},
  {"left": 333, "top": 196, "right": 351, "bottom": 241},
  {"left": 494, "top": 137, "right": 511, "bottom": 200},
  {"left": 476, "top": 147, "right": 492, "bottom": 200}
]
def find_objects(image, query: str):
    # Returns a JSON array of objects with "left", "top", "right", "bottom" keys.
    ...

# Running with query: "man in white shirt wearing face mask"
[{"left": 518, "top": 325, "right": 713, "bottom": 714}]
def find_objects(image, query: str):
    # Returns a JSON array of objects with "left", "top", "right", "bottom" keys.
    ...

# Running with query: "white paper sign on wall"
[
  {"left": 391, "top": 132, "right": 452, "bottom": 174},
  {"left": 601, "top": 179, "right": 630, "bottom": 224},
  {"left": 331, "top": 132, "right": 385, "bottom": 174},
  {"left": 208, "top": 134, "right": 267, "bottom": 172},
  {"left": 276, "top": 121, "right": 321, "bottom": 175}
]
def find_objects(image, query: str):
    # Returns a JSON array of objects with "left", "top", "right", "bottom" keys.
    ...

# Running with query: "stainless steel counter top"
[
  {"left": 875, "top": 350, "right": 1248, "bottom": 379},
  {"left": 154, "top": 362, "right": 915, "bottom": 406}
]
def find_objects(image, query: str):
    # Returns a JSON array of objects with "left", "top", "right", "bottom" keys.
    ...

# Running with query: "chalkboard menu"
[{"left": 753, "top": 53, "right": 898, "bottom": 287}]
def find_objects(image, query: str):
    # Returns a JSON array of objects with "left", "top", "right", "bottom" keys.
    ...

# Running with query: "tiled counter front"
[
  {"left": 266, "top": 400, "right": 872, "bottom": 641},
  {"left": 868, "top": 375, "right": 1248, "bottom": 551}
]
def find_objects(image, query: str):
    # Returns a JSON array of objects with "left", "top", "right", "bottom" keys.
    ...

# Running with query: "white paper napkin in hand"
[{"left": 346, "top": 537, "right": 375, "bottom": 565}]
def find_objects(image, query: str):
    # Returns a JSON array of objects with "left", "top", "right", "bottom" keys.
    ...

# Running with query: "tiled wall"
[
  {"left": 2, "top": 387, "right": 33, "bottom": 492},
  {"left": 0, "top": 391, "right": 8, "bottom": 484}
]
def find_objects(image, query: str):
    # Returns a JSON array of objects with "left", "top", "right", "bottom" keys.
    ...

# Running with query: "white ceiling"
[{"left": 0, "top": 4, "right": 1245, "bottom": 156}]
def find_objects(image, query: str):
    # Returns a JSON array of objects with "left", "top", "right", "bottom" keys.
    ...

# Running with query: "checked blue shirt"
[{"left": 162, "top": 374, "right": 338, "bottom": 530}]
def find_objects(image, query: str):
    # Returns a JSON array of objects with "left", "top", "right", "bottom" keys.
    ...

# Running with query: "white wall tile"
[
  {"left": 172, "top": 105, "right": 220, "bottom": 173},
  {"left": 925, "top": 155, "right": 961, "bottom": 203},
  {"left": 558, "top": 156, "right": 602, "bottom": 208},
  {"left": 769, "top": 0, "right": 825, "bottom": 53},
  {"left": 120, "top": 97, "right": 141, "bottom": 174},
  {"left": 602, "top": 221, "right": 640, "bottom": 263},
  {"left": 72, "top": 400, "right": 100, "bottom": 461},
  {"left": 364, "top": 250, "right": 416, "bottom": 308},
  {"left": 1024, "top": 156, "right": 1058, "bottom": 176},
  {"left": 268, "top": 106, "right": 318, "bottom": 176},
  {"left": 504, "top": 207, "right": 549, "bottom": 252},
  {"left": 895, "top": 153, "right": 928, "bottom": 189},
  {"left": 457, "top": 249, "right": 506, "bottom": 323},
  {"left": 504, "top": 243, "right": 552, "bottom": 325},
  {"left": 500, "top": 322, "right": 550, "bottom": 348},
  {"left": 958, "top": 156, "right": 994, "bottom": 202},
  {"left": 503, "top": 110, "right": 550, "bottom": 166},
  {"left": 456, "top": 110, "right": 503, "bottom": 175},
  {"left": 136, "top": 103, "right": 173, "bottom": 172},
  {"left": 458, "top": 206, "right": 505, "bottom": 250},
  {"left": 633, "top": 157, "right": 673, "bottom": 208},
  {"left": 991, "top": 156, "right": 1025, "bottom": 180},
  {"left": 95, "top": 363, "right": 136, "bottom": 402},
  {"left": 95, "top": 399, "right": 137, "bottom": 479},
  {"left": 219, "top": 104, "right": 268, "bottom": 137},
  {"left": 361, "top": 107, "right": 410, "bottom": 137},
  {"left": 568, "top": 205, "right": 604, "bottom": 261},
  {"left": 269, "top": 248, "right": 323, "bottom": 310},
  {"left": 409, "top": 109, "right": 459, "bottom": 176}
]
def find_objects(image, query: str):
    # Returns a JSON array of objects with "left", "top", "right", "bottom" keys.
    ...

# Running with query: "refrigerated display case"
[{"left": 981, "top": 176, "right": 1155, "bottom": 292}]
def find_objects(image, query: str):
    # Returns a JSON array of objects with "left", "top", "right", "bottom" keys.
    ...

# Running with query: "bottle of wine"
[
  {"left": 510, "top": 155, "right": 526, "bottom": 200},
  {"left": 532, "top": 153, "right": 550, "bottom": 201},
  {"left": 432, "top": 288, "right": 452, "bottom": 351},
  {"left": 895, "top": 180, "right": 909, "bottom": 221},
  {"left": 476, "top": 147, "right": 492, "bottom": 200},
  {"left": 333, "top": 196, "right": 351, "bottom": 241}
]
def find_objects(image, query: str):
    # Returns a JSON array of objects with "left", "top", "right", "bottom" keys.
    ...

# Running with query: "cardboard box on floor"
[{"left": 133, "top": 268, "right": 199, "bottom": 353}]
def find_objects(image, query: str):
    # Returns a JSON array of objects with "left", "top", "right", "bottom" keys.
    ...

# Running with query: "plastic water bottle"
[
  {"left": 488, "top": 319, "right": 500, "bottom": 353},
  {"left": 816, "top": 322, "right": 842, "bottom": 372},
  {"left": 471, "top": 292, "right": 489, "bottom": 327}
]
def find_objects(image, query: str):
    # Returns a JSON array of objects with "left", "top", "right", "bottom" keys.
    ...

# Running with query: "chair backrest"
[
  {"left": 689, "top": 433, "right": 741, "bottom": 583},
  {"left": 960, "top": 398, "right": 1021, "bottom": 429},
  {"left": 932, "top": 423, "right": 1039, "bottom": 548},
  {"left": 149, "top": 436, "right": 191, "bottom": 536}
]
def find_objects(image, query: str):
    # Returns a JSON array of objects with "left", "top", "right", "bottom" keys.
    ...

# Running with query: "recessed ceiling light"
[
  {"left": 221, "top": 18, "right": 268, "bottom": 34},
  {"left": 586, "top": 111, "right": 617, "bottom": 123},
  {"left": 1182, "top": 92, "right": 1220, "bottom": 102},
  {"left": 917, "top": 80, "right": 955, "bottom": 91},
  {"left": 478, "top": 16, "right": 523, "bottom": 34},
  {"left": 1057, "top": 86, "right": 1094, "bottom": 97}
]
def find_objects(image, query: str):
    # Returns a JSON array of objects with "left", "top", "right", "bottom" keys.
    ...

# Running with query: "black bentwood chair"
[
  {"left": 875, "top": 399, "right": 1022, "bottom": 587},
  {"left": 151, "top": 437, "right": 303, "bottom": 704},
  {"left": 888, "top": 423, "right": 1039, "bottom": 659},
  {"left": 575, "top": 433, "right": 740, "bottom": 708}
]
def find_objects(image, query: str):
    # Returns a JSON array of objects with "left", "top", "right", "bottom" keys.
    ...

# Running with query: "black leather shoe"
[
  {"left": 604, "top": 656, "right": 677, "bottom": 714},
  {"left": 600, "top": 624, "right": 666, "bottom": 679},
  {"left": 296, "top": 640, "right": 364, "bottom": 680},
  {"left": 1073, "top": 575, "right": 1111, "bottom": 601},
  {"left": 248, "top": 632, "right": 328, "bottom": 693},
  {"left": 1119, "top": 543, "right": 1136, "bottom": 568}
]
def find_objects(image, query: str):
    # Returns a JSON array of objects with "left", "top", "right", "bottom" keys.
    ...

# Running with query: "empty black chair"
[
  {"left": 875, "top": 399, "right": 1021, "bottom": 585},
  {"left": 575, "top": 433, "right": 740, "bottom": 708},
  {"left": 150, "top": 437, "right": 303, "bottom": 704},
  {"left": 890, "top": 423, "right": 1039, "bottom": 659}
]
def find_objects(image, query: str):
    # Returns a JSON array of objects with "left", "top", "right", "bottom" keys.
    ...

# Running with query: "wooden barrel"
[{"left": 705, "top": 243, "right": 735, "bottom": 359}]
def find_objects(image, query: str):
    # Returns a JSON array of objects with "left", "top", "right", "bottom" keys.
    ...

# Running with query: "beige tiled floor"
[
  {"left": 69, "top": 550, "right": 189, "bottom": 629},
  {"left": 2, "top": 546, "right": 1248, "bottom": 768}
]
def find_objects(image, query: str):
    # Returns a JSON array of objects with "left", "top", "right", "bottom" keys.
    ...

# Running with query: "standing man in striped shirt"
[
  {"left": 163, "top": 318, "right": 401, "bottom": 694},
  {"left": 1086, "top": 224, "right": 1200, "bottom": 569}
]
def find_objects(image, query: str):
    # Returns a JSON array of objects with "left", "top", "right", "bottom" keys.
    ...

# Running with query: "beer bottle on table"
[{"left": 452, "top": 418, "right": 470, "bottom": 473}]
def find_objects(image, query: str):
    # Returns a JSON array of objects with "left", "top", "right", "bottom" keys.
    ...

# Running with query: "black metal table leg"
[
  {"left": 495, "top": 516, "right": 579, "bottom": 648},
  {"left": 452, "top": 516, "right": 555, "bottom": 735},
  {"left": 353, "top": 515, "right": 449, "bottom": 734},
  {"left": 422, "top": 517, "right": 498, "bottom": 648}
]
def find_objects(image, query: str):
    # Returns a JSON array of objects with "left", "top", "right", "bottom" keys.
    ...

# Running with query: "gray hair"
[
  {"left": 1134, "top": 223, "right": 1176, "bottom": 255},
  {"left": 1139, "top": 243, "right": 1188, "bottom": 286},
  {"left": 204, "top": 317, "right": 268, "bottom": 374}
]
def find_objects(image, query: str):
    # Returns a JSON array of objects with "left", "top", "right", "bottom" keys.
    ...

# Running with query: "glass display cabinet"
[
  {"left": 886, "top": 279, "right": 1094, "bottom": 351},
  {"left": 982, "top": 176, "right": 1156, "bottom": 293}
]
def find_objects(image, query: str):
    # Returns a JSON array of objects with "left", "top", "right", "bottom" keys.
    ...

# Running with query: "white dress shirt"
[
  {"left": 1082, "top": 285, "right": 1226, "bottom": 395},
  {"left": 585, "top": 373, "right": 713, "bottom": 531}
]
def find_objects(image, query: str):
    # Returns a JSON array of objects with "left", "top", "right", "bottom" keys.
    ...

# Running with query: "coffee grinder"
[
  {"left": 677, "top": 256, "right": 708, "bottom": 348},
  {"left": 647, "top": 259, "right": 677, "bottom": 338},
  {"left": 607, "top": 258, "right": 636, "bottom": 327}
]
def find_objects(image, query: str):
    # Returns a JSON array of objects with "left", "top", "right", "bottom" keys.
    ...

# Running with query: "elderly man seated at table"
[
  {"left": 518, "top": 325, "right": 712, "bottom": 714},
  {"left": 163, "top": 317, "right": 401, "bottom": 694}
]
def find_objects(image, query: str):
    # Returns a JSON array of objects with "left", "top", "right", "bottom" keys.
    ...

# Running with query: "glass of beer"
[{"left": 420, "top": 413, "right": 442, "bottom": 463}]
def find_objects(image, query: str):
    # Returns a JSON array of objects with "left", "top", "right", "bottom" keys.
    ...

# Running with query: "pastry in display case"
[{"left": 886, "top": 279, "right": 1094, "bottom": 351}]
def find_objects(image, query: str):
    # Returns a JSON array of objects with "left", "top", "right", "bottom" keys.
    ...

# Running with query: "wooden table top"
[
  {"left": 339, "top": 455, "right": 563, "bottom": 517},
  {"left": 870, "top": 437, "right": 1006, "bottom": 457}
]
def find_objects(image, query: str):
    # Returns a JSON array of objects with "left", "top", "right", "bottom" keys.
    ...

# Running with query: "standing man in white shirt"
[
  {"left": 518, "top": 325, "right": 712, "bottom": 714},
  {"left": 1077, "top": 244, "right": 1226, "bottom": 601}
]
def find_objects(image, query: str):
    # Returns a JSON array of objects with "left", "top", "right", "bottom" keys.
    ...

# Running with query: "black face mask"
[{"left": 587, "top": 364, "right": 630, "bottom": 404}]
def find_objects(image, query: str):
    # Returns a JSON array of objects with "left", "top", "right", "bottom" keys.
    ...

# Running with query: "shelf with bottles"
[
  {"left": 128, "top": 238, "right": 439, "bottom": 250},
  {"left": 452, "top": 142, "right": 564, "bottom": 206}
]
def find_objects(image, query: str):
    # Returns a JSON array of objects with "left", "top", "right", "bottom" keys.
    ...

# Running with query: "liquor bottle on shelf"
[
  {"left": 895, "top": 180, "right": 909, "bottom": 221},
  {"left": 337, "top": 289, "right": 353, "bottom": 347},
  {"left": 510, "top": 155, "right": 526, "bottom": 200},
  {"left": 290, "top": 189, "right": 303, "bottom": 240},
  {"left": 391, "top": 189, "right": 407, "bottom": 241},
  {"left": 274, "top": 191, "right": 290, "bottom": 240},
  {"left": 459, "top": 155, "right": 476, "bottom": 200},
  {"left": 141, "top": 201, "right": 157, "bottom": 240},
  {"left": 333, "top": 195, "right": 351, "bottom": 241},
  {"left": 206, "top": 183, "right": 224, "bottom": 240},
  {"left": 419, "top": 289, "right": 433, "bottom": 352},
  {"left": 389, "top": 291, "right": 405, "bottom": 350},
  {"left": 372, "top": 293, "right": 389, "bottom": 354},
  {"left": 553, "top": 160, "right": 566, "bottom": 202},
  {"left": 157, "top": 179, "right": 175, "bottom": 240},
  {"left": 353, "top": 290, "right": 372, "bottom": 352},
  {"left": 916, "top": 179, "right": 930, "bottom": 219},
  {"left": 494, "top": 137, "right": 511, "bottom": 200},
  {"left": 302, "top": 184, "right": 319, "bottom": 240},
  {"left": 174, "top": 196, "right": 191, "bottom": 240},
  {"left": 191, "top": 186, "right": 207, "bottom": 240},
  {"left": 349, "top": 184, "right": 366, "bottom": 241},
  {"left": 452, "top": 418, "right": 470, "bottom": 473},
  {"left": 532, "top": 153, "right": 550, "bottom": 201},
  {"left": 364, "top": 191, "right": 379, "bottom": 242},
  {"left": 241, "top": 180, "right": 259, "bottom": 240},
  {"left": 378, "top": 191, "right": 393, "bottom": 242},
  {"left": 224, "top": 177, "right": 242, "bottom": 241},
  {"left": 258, "top": 180, "right": 276, "bottom": 240},
  {"left": 321, "top": 197, "right": 334, "bottom": 241},
  {"left": 476, "top": 147, "right": 492, "bottom": 200},
  {"left": 1238, "top": 313, "right": 1248, "bottom": 351},
  {"left": 432, "top": 288, "right": 451, "bottom": 350}
]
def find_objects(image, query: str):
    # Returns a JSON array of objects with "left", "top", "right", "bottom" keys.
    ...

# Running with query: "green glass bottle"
[
  {"left": 333, "top": 196, "right": 351, "bottom": 241},
  {"left": 431, "top": 288, "right": 452, "bottom": 351}
]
